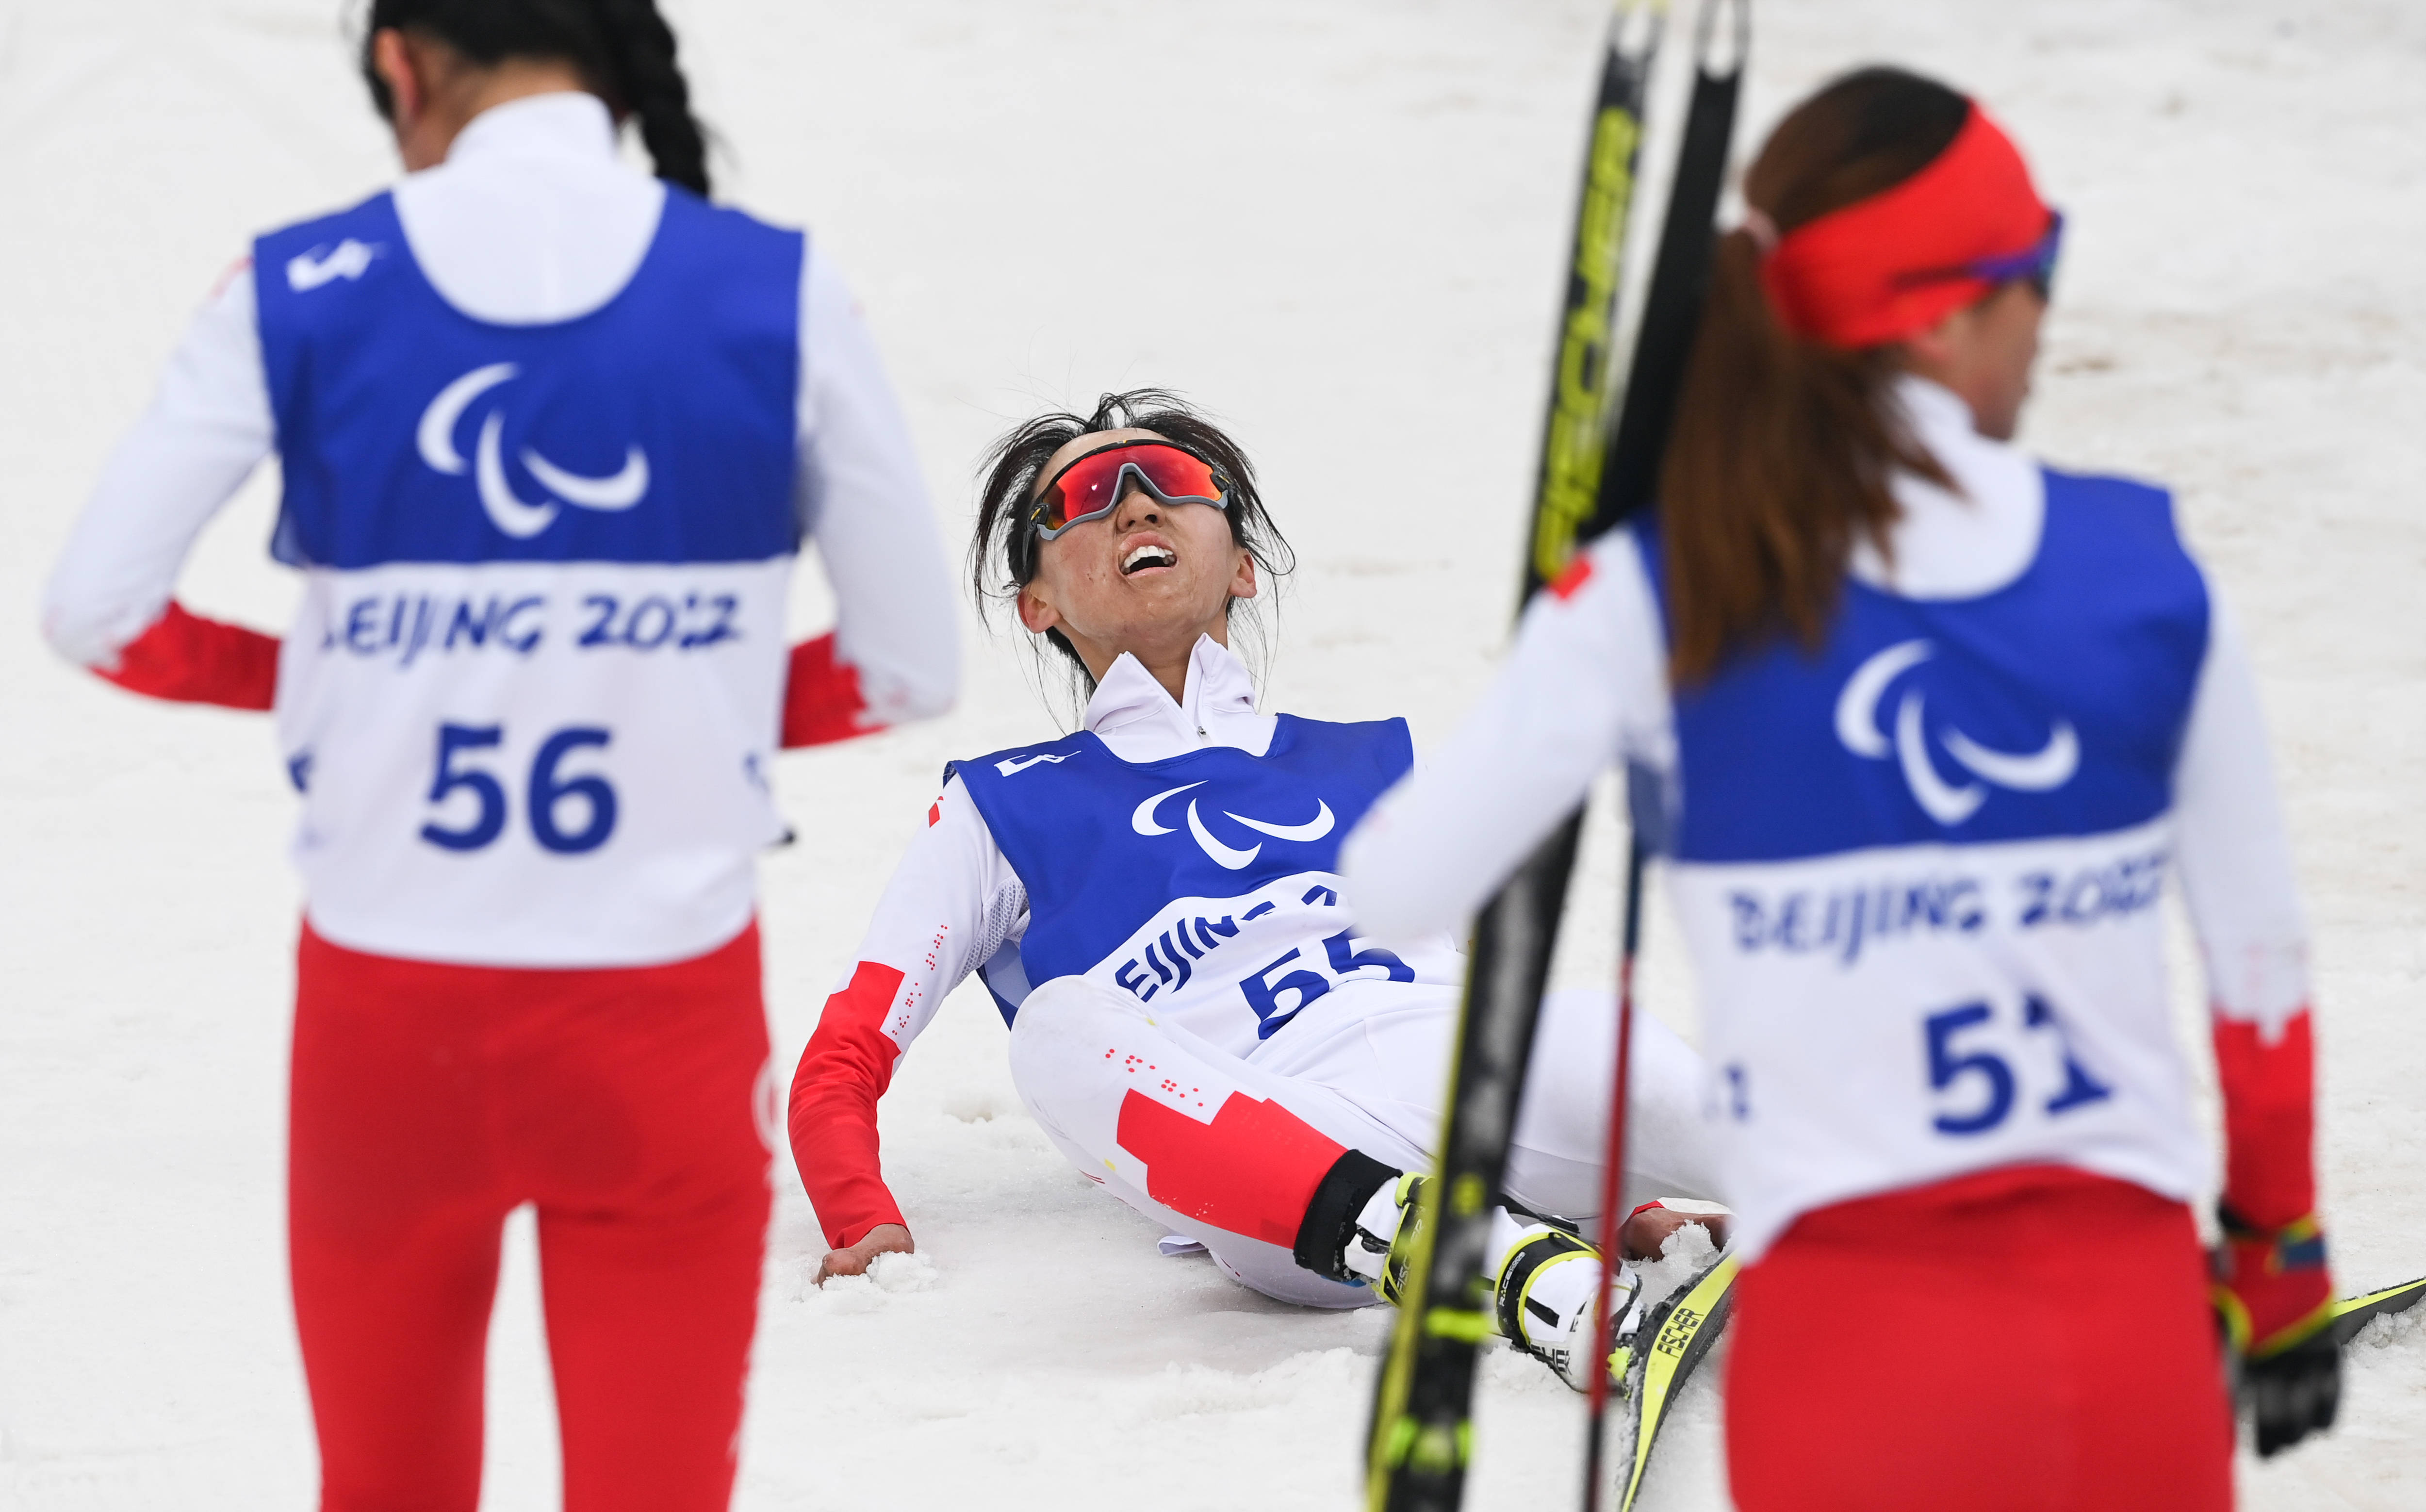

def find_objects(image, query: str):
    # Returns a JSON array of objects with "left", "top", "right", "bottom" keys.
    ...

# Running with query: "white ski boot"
[
  {"left": 1337, "top": 1179, "right": 1654, "bottom": 1392},
  {"left": 1339, "top": 1171, "right": 1429, "bottom": 1304},
  {"left": 1492, "top": 1223, "right": 1646, "bottom": 1392}
]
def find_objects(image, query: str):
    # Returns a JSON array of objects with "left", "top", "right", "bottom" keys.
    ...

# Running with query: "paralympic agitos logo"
[
  {"left": 1130, "top": 782, "right": 1335, "bottom": 870},
  {"left": 417, "top": 363, "right": 652, "bottom": 539},
  {"left": 1834, "top": 639, "right": 2079, "bottom": 825}
]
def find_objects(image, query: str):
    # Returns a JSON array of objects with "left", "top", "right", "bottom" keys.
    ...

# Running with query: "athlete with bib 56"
[
  {"left": 40, "top": 3, "right": 956, "bottom": 1509},
  {"left": 1346, "top": 68, "right": 2337, "bottom": 1507},
  {"left": 788, "top": 391, "right": 1725, "bottom": 1389}
]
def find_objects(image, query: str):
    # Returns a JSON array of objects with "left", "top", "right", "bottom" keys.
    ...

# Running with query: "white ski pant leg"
[
  {"left": 1007, "top": 975, "right": 1723, "bottom": 1308},
  {"left": 1316, "top": 984, "right": 1723, "bottom": 1222},
  {"left": 1006, "top": 975, "right": 1416, "bottom": 1309},
  {"left": 1504, "top": 988, "right": 1724, "bottom": 1219}
]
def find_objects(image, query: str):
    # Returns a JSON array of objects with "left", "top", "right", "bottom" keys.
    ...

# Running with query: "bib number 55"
[
  {"left": 1241, "top": 930, "right": 1414, "bottom": 1038},
  {"left": 422, "top": 722, "right": 618, "bottom": 855}
]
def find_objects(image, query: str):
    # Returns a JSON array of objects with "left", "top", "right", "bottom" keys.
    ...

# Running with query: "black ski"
[
  {"left": 1364, "top": 7, "right": 1658, "bottom": 1503},
  {"left": 2331, "top": 1273, "right": 2426, "bottom": 1346},
  {"left": 1363, "top": 5, "right": 1747, "bottom": 1510},
  {"left": 1581, "top": 11, "right": 1747, "bottom": 1505}
]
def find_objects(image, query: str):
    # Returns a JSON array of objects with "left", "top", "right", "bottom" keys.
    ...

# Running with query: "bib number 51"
[
  {"left": 422, "top": 722, "right": 618, "bottom": 855},
  {"left": 1922, "top": 994, "right": 2114, "bottom": 1137}
]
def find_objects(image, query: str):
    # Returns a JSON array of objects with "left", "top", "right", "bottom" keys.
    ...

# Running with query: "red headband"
[{"left": 1759, "top": 103, "right": 2052, "bottom": 349}]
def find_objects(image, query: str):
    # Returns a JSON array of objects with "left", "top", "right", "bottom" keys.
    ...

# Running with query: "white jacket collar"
[
  {"left": 396, "top": 91, "right": 658, "bottom": 325},
  {"left": 1850, "top": 373, "right": 2047, "bottom": 600},
  {"left": 446, "top": 92, "right": 621, "bottom": 168},
  {"left": 1083, "top": 635, "right": 1277, "bottom": 763}
]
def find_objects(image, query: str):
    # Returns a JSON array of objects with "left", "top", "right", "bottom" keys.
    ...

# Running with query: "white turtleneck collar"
[
  {"left": 1082, "top": 635, "right": 1277, "bottom": 763},
  {"left": 445, "top": 90, "right": 623, "bottom": 165},
  {"left": 393, "top": 91, "right": 664, "bottom": 325},
  {"left": 1849, "top": 373, "right": 2047, "bottom": 601}
]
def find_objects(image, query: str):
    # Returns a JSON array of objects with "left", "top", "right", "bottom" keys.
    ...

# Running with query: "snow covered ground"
[{"left": 3, "top": 0, "right": 2422, "bottom": 1507}]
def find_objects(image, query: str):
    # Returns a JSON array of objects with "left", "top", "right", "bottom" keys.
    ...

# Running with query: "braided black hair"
[
  {"left": 971, "top": 390, "right": 1296, "bottom": 705},
  {"left": 361, "top": 0, "right": 712, "bottom": 197}
]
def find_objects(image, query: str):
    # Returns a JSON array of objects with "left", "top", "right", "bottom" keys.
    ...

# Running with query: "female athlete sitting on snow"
[{"left": 788, "top": 390, "right": 1720, "bottom": 1385}]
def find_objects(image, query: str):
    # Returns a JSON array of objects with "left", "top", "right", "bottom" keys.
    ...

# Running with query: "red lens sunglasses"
[{"left": 1027, "top": 439, "right": 1232, "bottom": 540}]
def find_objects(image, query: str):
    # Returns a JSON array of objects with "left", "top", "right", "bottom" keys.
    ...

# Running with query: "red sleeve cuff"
[
  {"left": 781, "top": 634, "right": 877, "bottom": 749},
  {"left": 2213, "top": 1008, "right": 2318, "bottom": 1230},
  {"left": 97, "top": 602, "right": 279, "bottom": 710},
  {"left": 789, "top": 961, "right": 911, "bottom": 1249}
]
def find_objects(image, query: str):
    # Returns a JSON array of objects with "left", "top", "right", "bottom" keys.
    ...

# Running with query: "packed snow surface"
[{"left": 3, "top": 1, "right": 2421, "bottom": 1508}]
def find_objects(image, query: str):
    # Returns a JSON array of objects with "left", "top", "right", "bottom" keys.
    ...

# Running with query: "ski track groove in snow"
[{"left": 1, "top": 1, "right": 2419, "bottom": 1508}]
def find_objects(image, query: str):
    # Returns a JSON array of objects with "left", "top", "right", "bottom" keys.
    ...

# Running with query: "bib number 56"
[{"left": 422, "top": 722, "right": 618, "bottom": 855}]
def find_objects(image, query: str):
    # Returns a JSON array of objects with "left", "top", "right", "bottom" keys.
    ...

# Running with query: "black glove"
[
  {"left": 2212, "top": 1204, "right": 2341, "bottom": 1458},
  {"left": 2240, "top": 1326, "right": 2341, "bottom": 1459}
]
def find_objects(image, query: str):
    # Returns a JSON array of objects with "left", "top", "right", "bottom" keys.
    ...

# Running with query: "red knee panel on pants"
[
  {"left": 290, "top": 922, "right": 773, "bottom": 1512},
  {"left": 1115, "top": 1088, "right": 1346, "bottom": 1247},
  {"left": 1725, "top": 1166, "right": 2232, "bottom": 1512}
]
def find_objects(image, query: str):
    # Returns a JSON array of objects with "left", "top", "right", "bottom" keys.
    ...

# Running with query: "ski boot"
[
  {"left": 1492, "top": 1223, "right": 1645, "bottom": 1392},
  {"left": 1339, "top": 1171, "right": 1431, "bottom": 1304}
]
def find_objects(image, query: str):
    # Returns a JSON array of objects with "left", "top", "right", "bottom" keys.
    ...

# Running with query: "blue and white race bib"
[{"left": 255, "top": 188, "right": 803, "bottom": 966}]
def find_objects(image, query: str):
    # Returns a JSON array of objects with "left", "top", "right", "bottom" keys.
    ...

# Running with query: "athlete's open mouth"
[{"left": 1122, "top": 543, "right": 1177, "bottom": 575}]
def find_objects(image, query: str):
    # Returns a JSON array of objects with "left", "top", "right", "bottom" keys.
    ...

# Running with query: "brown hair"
[{"left": 1657, "top": 66, "right": 1971, "bottom": 683}]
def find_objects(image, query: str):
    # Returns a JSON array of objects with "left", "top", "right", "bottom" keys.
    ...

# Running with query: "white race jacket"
[
  {"left": 1346, "top": 377, "right": 2311, "bottom": 1261},
  {"left": 41, "top": 93, "right": 957, "bottom": 968}
]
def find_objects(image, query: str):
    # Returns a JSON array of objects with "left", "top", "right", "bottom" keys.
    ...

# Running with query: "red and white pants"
[
  {"left": 289, "top": 922, "right": 773, "bottom": 1512},
  {"left": 1004, "top": 975, "right": 1719, "bottom": 1306},
  {"left": 1726, "top": 1165, "right": 2233, "bottom": 1512}
]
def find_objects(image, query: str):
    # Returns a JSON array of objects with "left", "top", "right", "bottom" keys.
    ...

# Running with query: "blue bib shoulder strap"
[
  {"left": 1628, "top": 468, "right": 2199, "bottom": 626},
  {"left": 253, "top": 187, "right": 804, "bottom": 572},
  {"left": 1629, "top": 509, "right": 1669, "bottom": 599},
  {"left": 1633, "top": 468, "right": 2207, "bottom": 863},
  {"left": 949, "top": 715, "right": 1413, "bottom": 806},
  {"left": 1276, "top": 712, "right": 1416, "bottom": 787},
  {"left": 942, "top": 727, "right": 1097, "bottom": 793},
  {"left": 254, "top": 192, "right": 411, "bottom": 431}
]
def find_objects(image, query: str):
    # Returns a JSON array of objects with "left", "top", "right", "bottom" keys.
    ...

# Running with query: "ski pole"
[
  {"left": 1580, "top": 832, "right": 1647, "bottom": 1512},
  {"left": 1365, "top": 8, "right": 1661, "bottom": 1508}
]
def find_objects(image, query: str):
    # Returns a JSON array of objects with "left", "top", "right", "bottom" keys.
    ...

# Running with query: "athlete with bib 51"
[
  {"left": 1345, "top": 68, "right": 2338, "bottom": 1508},
  {"left": 788, "top": 391, "right": 1723, "bottom": 1387},
  {"left": 40, "top": 3, "right": 955, "bottom": 1509}
]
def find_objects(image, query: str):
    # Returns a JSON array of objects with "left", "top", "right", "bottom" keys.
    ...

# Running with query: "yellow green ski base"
[
  {"left": 1613, "top": 1251, "right": 1739, "bottom": 1512},
  {"left": 2331, "top": 1273, "right": 2426, "bottom": 1346},
  {"left": 1588, "top": 1258, "right": 2413, "bottom": 1512}
]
